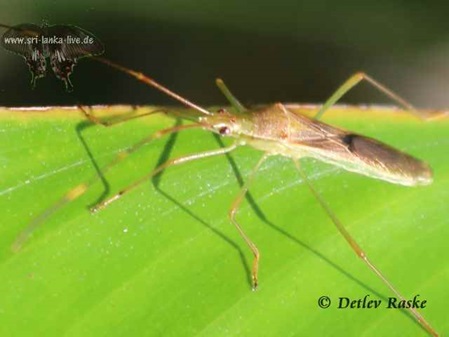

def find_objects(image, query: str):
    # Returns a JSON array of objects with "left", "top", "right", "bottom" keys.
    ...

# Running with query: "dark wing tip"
[
  {"left": 350, "top": 135, "right": 433, "bottom": 186},
  {"left": 413, "top": 161, "right": 433, "bottom": 185}
]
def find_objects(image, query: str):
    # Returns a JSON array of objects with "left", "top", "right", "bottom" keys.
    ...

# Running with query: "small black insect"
[{"left": 1, "top": 23, "right": 104, "bottom": 91}]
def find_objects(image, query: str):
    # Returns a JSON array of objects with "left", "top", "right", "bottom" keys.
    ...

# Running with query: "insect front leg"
[
  {"left": 12, "top": 122, "right": 203, "bottom": 252},
  {"left": 77, "top": 105, "right": 166, "bottom": 127},
  {"left": 229, "top": 154, "right": 268, "bottom": 290},
  {"left": 215, "top": 78, "right": 247, "bottom": 113},
  {"left": 92, "top": 144, "right": 239, "bottom": 212}
]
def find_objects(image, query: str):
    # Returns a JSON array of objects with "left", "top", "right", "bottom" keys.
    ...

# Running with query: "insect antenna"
[{"left": 93, "top": 57, "right": 212, "bottom": 116}]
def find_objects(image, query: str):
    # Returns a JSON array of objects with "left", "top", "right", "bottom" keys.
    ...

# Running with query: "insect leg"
[
  {"left": 293, "top": 159, "right": 439, "bottom": 337},
  {"left": 215, "top": 78, "right": 247, "bottom": 113},
  {"left": 12, "top": 123, "right": 203, "bottom": 252},
  {"left": 78, "top": 105, "right": 167, "bottom": 127},
  {"left": 92, "top": 143, "right": 239, "bottom": 212},
  {"left": 314, "top": 72, "right": 418, "bottom": 120},
  {"left": 229, "top": 154, "right": 268, "bottom": 290}
]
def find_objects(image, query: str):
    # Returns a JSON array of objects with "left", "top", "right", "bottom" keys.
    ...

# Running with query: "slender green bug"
[
  {"left": 10, "top": 56, "right": 439, "bottom": 335},
  {"left": 1, "top": 22, "right": 440, "bottom": 337}
]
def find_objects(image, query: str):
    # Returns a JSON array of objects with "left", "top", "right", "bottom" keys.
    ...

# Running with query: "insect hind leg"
[
  {"left": 293, "top": 159, "right": 439, "bottom": 337},
  {"left": 314, "top": 72, "right": 418, "bottom": 120}
]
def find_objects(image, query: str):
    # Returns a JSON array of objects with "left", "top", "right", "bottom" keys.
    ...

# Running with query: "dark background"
[{"left": 1, "top": 1, "right": 449, "bottom": 109}]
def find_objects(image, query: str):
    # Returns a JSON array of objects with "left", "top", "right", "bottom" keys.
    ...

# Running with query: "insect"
[
  {"left": 1, "top": 25, "right": 439, "bottom": 335},
  {"left": 0, "top": 22, "right": 104, "bottom": 91}
]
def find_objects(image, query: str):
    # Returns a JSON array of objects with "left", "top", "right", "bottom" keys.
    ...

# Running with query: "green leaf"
[{"left": 0, "top": 105, "right": 447, "bottom": 337}]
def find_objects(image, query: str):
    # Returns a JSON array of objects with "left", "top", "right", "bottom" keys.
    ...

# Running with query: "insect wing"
[
  {"left": 287, "top": 111, "right": 432, "bottom": 186},
  {"left": 1, "top": 23, "right": 42, "bottom": 56},
  {"left": 45, "top": 25, "right": 104, "bottom": 91},
  {"left": 45, "top": 25, "right": 104, "bottom": 59},
  {"left": 1, "top": 23, "right": 47, "bottom": 88}
]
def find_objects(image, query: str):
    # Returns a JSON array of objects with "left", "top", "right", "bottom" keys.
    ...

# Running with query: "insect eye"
[{"left": 218, "top": 126, "right": 230, "bottom": 135}]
